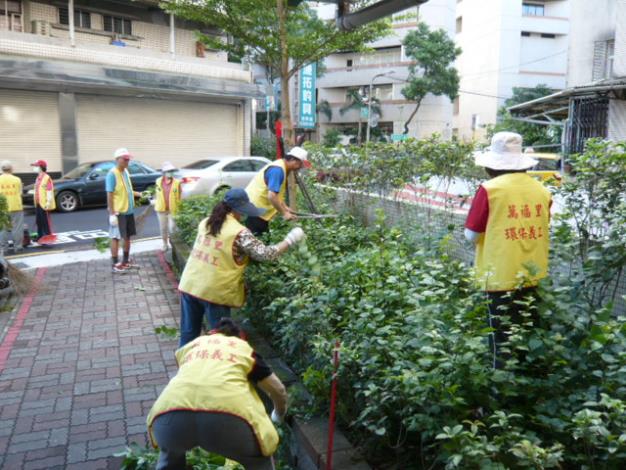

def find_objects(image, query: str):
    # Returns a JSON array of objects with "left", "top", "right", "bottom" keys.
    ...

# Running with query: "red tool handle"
[{"left": 326, "top": 340, "right": 341, "bottom": 470}]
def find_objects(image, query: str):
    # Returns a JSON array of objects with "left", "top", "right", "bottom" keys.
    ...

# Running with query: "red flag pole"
[{"left": 326, "top": 340, "right": 340, "bottom": 470}]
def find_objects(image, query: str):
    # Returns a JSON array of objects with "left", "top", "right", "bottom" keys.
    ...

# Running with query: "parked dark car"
[{"left": 23, "top": 161, "right": 160, "bottom": 213}]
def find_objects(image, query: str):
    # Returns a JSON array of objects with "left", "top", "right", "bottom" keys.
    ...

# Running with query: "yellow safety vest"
[
  {"left": 474, "top": 173, "right": 551, "bottom": 291},
  {"left": 146, "top": 334, "right": 279, "bottom": 456},
  {"left": 34, "top": 173, "right": 55, "bottom": 211},
  {"left": 154, "top": 177, "right": 181, "bottom": 214},
  {"left": 178, "top": 214, "right": 249, "bottom": 307},
  {"left": 245, "top": 160, "right": 287, "bottom": 222},
  {"left": 0, "top": 173, "right": 23, "bottom": 212},
  {"left": 110, "top": 168, "right": 134, "bottom": 214}
]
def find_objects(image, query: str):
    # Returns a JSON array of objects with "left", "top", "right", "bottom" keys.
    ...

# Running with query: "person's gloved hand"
[
  {"left": 45, "top": 191, "right": 54, "bottom": 211},
  {"left": 149, "top": 199, "right": 155, "bottom": 206},
  {"left": 284, "top": 227, "right": 305, "bottom": 246},
  {"left": 271, "top": 409, "right": 284, "bottom": 424},
  {"left": 109, "top": 214, "right": 118, "bottom": 227}
]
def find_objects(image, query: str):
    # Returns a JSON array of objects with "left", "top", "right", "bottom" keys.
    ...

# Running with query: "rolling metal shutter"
[
  {"left": 76, "top": 95, "right": 242, "bottom": 169},
  {"left": 0, "top": 90, "right": 62, "bottom": 173}
]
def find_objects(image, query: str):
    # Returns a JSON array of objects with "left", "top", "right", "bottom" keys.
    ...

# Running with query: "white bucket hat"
[
  {"left": 161, "top": 161, "right": 177, "bottom": 172},
  {"left": 474, "top": 132, "right": 538, "bottom": 170},
  {"left": 113, "top": 147, "right": 132, "bottom": 160}
]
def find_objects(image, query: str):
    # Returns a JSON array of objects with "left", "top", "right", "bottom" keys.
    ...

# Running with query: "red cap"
[{"left": 31, "top": 160, "right": 48, "bottom": 168}]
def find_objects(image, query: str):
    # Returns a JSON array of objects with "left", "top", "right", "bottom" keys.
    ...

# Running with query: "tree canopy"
[{"left": 401, "top": 23, "right": 461, "bottom": 134}]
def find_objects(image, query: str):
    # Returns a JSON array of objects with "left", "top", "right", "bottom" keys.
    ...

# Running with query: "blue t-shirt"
[
  {"left": 105, "top": 169, "right": 134, "bottom": 215},
  {"left": 264, "top": 166, "right": 285, "bottom": 193}
]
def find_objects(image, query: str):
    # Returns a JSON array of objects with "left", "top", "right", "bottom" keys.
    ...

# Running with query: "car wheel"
[
  {"left": 213, "top": 186, "right": 230, "bottom": 196},
  {"left": 56, "top": 191, "right": 79, "bottom": 213}
]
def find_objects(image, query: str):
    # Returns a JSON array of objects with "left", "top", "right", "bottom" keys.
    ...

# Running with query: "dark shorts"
[{"left": 118, "top": 213, "right": 136, "bottom": 239}]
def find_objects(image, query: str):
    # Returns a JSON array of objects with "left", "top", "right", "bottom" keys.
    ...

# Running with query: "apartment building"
[
  {"left": 509, "top": 0, "right": 626, "bottom": 153},
  {"left": 0, "top": 0, "right": 259, "bottom": 178},
  {"left": 315, "top": 0, "right": 457, "bottom": 142},
  {"left": 453, "top": 0, "right": 570, "bottom": 140}
]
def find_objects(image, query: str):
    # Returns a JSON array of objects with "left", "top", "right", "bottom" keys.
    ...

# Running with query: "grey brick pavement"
[{"left": 0, "top": 253, "right": 180, "bottom": 469}]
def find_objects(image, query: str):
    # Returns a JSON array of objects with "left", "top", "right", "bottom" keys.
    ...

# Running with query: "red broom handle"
[{"left": 326, "top": 340, "right": 340, "bottom": 470}]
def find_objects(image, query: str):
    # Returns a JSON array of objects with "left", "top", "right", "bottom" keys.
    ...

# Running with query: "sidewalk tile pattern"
[{"left": 0, "top": 253, "right": 180, "bottom": 469}]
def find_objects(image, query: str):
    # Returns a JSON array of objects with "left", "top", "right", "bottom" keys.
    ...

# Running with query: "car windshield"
[
  {"left": 62, "top": 163, "right": 95, "bottom": 179},
  {"left": 183, "top": 160, "right": 220, "bottom": 170}
]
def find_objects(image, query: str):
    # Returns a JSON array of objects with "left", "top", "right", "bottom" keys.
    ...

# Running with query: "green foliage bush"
[
  {"left": 174, "top": 194, "right": 223, "bottom": 246},
  {"left": 0, "top": 195, "right": 12, "bottom": 231},
  {"left": 251, "top": 135, "right": 276, "bottom": 160},
  {"left": 173, "top": 139, "right": 626, "bottom": 469},
  {"left": 305, "top": 135, "right": 481, "bottom": 195}
]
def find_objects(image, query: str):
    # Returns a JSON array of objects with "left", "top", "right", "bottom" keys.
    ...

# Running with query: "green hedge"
[{"left": 174, "top": 140, "right": 626, "bottom": 469}]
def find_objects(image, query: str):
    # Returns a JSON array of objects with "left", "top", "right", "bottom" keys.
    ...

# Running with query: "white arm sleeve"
[{"left": 464, "top": 228, "right": 481, "bottom": 244}]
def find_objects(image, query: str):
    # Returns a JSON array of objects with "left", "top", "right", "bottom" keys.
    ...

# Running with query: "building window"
[
  {"left": 357, "top": 47, "right": 401, "bottom": 66},
  {"left": 103, "top": 15, "right": 132, "bottom": 36},
  {"left": 373, "top": 84, "right": 393, "bottom": 101},
  {"left": 540, "top": 33, "right": 556, "bottom": 39},
  {"left": 522, "top": 3, "right": 545, "bottom": 17},
  {"left": 0, "top": 0, "right": 23, "bottom": 32},
  {"left": 521, "top": 31, "right": 531, "bottom": 37},
  {"left": 58, "top": 7, "right": 91, "bottom": 29},
  {"left": 346, "top": 59, "right": 353, "bottom": 70},
  {"left": 456, "top": 17, "right": 462, "bottom": 33}
]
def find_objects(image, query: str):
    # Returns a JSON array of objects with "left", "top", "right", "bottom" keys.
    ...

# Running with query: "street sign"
[
  {"left": 265, "top": 96, "right": 275, "bottom": 112},
  {"left": 298, "top": 63, "right": 316, "bottom": 129},
  {"left": 360, "top": 107, "right": 369, "bottom": 119},
  {"left": 391, "top": 134, "right": 408, "bottom": 142}
]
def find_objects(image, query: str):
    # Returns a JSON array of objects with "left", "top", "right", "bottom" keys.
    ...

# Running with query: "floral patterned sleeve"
[{"left": 234, "top": 229, "right": 282, "bottom": 262}]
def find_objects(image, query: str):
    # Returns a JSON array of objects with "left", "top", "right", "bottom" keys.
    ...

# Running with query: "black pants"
[
  {"left": 152, "top": 410, "right": 274, "bottom": 470},
  {"left": 246, "top": 216, "right": 269, "bottom": 236},
  {"left": 35, "top": 206, "right": 52, "bottom": 239},
  {"left": 487, "top": 287, "right": 539, "bottom": 369}
]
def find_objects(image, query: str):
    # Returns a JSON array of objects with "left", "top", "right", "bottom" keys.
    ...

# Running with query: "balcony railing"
[{"left": 0, "top": 30, "right": 250, "bottom": 82}]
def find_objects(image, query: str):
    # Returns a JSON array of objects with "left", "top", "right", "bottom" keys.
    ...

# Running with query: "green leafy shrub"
[
  {"left": 170, "top": 139, "right": 626, "bottom": 469},
  {"left": 174, "top": 194, "right": 222, "bottom": 246},
  {"left": 0, "top": 195, "right": 11, "bottom": 231},
  {"left": 322, "top": 128, "right": 342, "bottom": 147},
  {"left": 252, "top": 135, "right": 276, "bottom": 160}
]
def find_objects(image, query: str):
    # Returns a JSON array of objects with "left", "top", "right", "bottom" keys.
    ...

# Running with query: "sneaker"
[
  {"left": 121, "top": 260, "right": 140, "bottom": 270},
  {"left": 112, "top": 263, "right": 127, "bottom": 274}
]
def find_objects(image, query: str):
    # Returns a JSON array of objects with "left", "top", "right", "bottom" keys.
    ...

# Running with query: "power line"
[
  {"left": 459, "top": 90, "right": 511, "bottom": 100},
  {"left": 460, "top": 50, "right": 568, "bottom": 79}
]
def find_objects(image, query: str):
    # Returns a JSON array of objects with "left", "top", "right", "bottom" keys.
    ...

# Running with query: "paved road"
[{"left": 18, "top": 206, "right": 160, "bottom": 255}]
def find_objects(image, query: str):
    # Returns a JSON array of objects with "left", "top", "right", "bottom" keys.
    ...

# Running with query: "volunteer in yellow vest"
[
  {"left": 465, "top": 132, "right": 551, "bottom": 368},
  {"left": 30, "top": 159, "right": 55, "bottom": 241},
  {"left": 106, "top": 148, "right": 142, "bottom": 274},
  {"left": 147, "top": 318, "right": 287, "bottom": 470},
  {"left": 0, "top": 161, "right": 24, "bottom": 253},
  {"left": 245, "top": 146, "right": 311, "bottom": 235},
  {"left": 153, "top": 161, "right": 181, "bottom": 252},
  {"left": 178, "top": 188, "right": 305, "bottom": 346}
]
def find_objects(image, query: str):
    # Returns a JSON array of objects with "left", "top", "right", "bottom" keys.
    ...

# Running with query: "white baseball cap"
[
  {"left": 114, "top": 148, "right": 132, "bottom": 160},
  {"left": 161, "top": 161, "right": 177, "bottom": 172},
  {"left": 286, "top": 146, "right": 311, "bottom": 168},
  {"left": 474, "top": 132, "right": 538, "bottom": 170}
]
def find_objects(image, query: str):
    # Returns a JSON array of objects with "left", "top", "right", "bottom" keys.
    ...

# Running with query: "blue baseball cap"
[{"left": 223, "top": 188, "right": 266, "bottom": 217}]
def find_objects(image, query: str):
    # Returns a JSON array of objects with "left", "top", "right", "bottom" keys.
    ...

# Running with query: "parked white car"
[{"left": 178, "top": 157, "right": 271, "bottom": 198}]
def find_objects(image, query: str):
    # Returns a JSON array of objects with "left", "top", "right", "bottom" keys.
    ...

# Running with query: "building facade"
[
  {"left": 453, "top": 0, "right": 570, "bottom": 140},
  {"left": 508, "top": 0, "right": 626, "bottom": 153},
  {"left": 0, "top": 0, "right": 259, "bottom": 179},
  {"left": 314, "top": 0, "right": 457, "bottom": 142}
]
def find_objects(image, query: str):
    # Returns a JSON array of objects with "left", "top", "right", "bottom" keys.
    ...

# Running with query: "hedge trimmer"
[{"left": 294, "top": 173, "right": 338, "bottom": 220}]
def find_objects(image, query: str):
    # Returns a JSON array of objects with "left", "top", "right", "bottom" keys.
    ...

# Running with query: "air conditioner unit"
[{"left": 31, "top": 20, "right": 50, "bottom": 36}]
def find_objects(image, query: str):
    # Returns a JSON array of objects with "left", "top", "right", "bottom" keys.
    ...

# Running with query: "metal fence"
[{"left": 326, "top": 185, "right": 626, "bottom": 315}]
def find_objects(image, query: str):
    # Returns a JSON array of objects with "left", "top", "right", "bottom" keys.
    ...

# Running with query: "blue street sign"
[{"left": 298, "top": 63, "right": 316, "bottom": 129}]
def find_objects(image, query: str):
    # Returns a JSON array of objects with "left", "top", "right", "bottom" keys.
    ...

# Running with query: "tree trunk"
[
  {"left": 277, "top": 0, "right": 297, "bottom": 210},
  {"left": 403, "top": 99, "right": 423, "bottom": 135}
]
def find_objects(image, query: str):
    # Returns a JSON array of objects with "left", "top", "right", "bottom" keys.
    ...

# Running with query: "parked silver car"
[{"left": 178, "top": 157, "right": 271, "bottom": 198}]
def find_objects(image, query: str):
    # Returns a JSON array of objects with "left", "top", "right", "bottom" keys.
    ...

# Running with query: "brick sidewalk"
[{"left": 0, "top": 252, "right": 180, "bottom": 470}]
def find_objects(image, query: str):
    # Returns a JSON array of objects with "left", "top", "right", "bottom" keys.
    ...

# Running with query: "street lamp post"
[{"left": 366, "top": 71, "right": 395, "bottom": 144}]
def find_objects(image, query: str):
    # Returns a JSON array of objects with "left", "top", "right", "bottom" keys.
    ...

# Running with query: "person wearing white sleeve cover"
[{"left": 177, "top": 188, "right": 306, "bottom": 347}]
